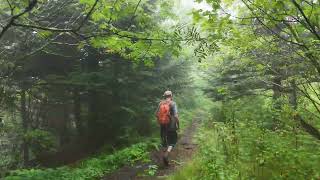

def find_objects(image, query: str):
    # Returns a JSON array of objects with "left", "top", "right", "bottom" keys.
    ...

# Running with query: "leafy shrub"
[{"left": 24, "top": 129, "right": 58, "bottom": 156}]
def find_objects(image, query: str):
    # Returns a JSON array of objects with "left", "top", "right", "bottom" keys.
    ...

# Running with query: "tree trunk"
[
  {"left": 289, "top": 80, "right": 320, "bottom": 140},
  {"left": 60, "top": 105, "right": 69, "bottom": 145},
  {"left": 289, "top": 80, "right": 297, "bottom": 110},
  {"left": 86, "top": 46, "right": 100, "bottom": 147},
  {"left": 88, "top": 89, "right": 99, "bottom": 141},
  {"left": 73, "top": 88, "right": 84, "bottom": 136},
  {"left": 272, "top": 76, "right": 282, "bottom": 108},
  {"left": 272, "top": 76, "right": 282, "bottom": 129},
  {"left": 21, "top": 87, "right": 29, "bottom": 166}
]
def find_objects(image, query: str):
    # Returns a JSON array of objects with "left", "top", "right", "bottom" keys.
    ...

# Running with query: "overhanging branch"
[{"left": 0, "top": 0, "right": 38, "bottom": 39}]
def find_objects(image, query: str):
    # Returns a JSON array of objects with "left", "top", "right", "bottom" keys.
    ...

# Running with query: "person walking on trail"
[{"left": 156, "top": 90, "right": 179, "bottom": 165}]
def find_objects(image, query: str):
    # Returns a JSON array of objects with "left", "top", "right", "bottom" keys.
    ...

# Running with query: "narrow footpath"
[{"left": 102, "top": 119, "right": 200, "bottom": 180}]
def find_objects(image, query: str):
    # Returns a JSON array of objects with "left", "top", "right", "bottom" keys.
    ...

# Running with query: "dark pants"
[{"left": 160, "top": 124, "right": 177, "bottom": 147}]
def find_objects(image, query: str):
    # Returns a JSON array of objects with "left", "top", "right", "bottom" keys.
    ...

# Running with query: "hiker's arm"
[
  {"left": 175, "top": 115, "right": 180, "bottom": 129},
  {"left": 172, "top": 102, "right": 180, "bottom": 129}
]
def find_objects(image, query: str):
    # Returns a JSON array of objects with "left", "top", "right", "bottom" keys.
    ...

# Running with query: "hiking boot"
[{"left": 163, "top": 151, "right": 169, "bottom": 166}]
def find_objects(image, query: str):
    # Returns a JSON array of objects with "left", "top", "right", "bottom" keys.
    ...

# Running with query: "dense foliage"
[
  {"left": 0, "top": 0, "right": 196, "bottom": 174},
  {"left": 170, "top": 0, "right": 320, "bottom": 179},
  {"left": 1, "top": 0, "right": 320, "bottom": 179},
  {"left": 171, "top": 97, "right": 320, "bottom": 179}
]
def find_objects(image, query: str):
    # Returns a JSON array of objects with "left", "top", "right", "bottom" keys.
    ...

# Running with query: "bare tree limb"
[
  {"left": 11, "top": 22, "right": 73, "bottom": 32},
  {"left": 298, "top": 84, "right": 320, "bottom": 115},
  {"left": 294, "top": 114, "right": 320, "bottom": 140},
  {"left": 0, "top": 0, "right": 38, "bottom": 40},
  {"left": 75, "top": 0, "right": 99, "bottom": 31},
  {"left": 6, "top": 0, "right": 15, "bottom": 16},
  {"left": 127, "top": 0, "right": 142, "bottom": 28},
  {"left": 291, "top": 0, "right": 320, "bottom": 40},
  {"left": 1, "top": 0, "right": 99, "bottom": 40}
]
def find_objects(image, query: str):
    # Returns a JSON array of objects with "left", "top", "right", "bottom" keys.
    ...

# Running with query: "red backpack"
[{"left": 157, "top": 100, "right": 172, "bottom": 125}]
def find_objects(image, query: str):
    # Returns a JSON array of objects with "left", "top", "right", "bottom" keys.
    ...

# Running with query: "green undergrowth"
[
  {"left": 5, "top": 110, "right": 198, "bottom": 180},
  {"left": 171, "top": 121, "right": 320, "bottom": 180},
  {"left": 170, "top": 99, "right": 320, "bottom": 180},
  {"left": 5, "top": 140, "right": 158, "bottom": 180},
  {"left": 4, "top": 92, "right": 204, "bottom": 180}
]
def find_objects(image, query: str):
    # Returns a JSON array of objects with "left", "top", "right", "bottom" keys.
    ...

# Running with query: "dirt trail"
[{"left": 102, "top": 119, "right": 199, "bottom": 180}]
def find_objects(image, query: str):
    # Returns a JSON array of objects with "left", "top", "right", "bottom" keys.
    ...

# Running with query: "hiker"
[{"left": 156, "top": 90, "right": 179, "bottom": 165}]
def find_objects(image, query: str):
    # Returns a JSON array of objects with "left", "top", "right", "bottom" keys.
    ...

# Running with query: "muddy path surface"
[{"left": 102, "top": 119, "right": 200, "bottom": 180}]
